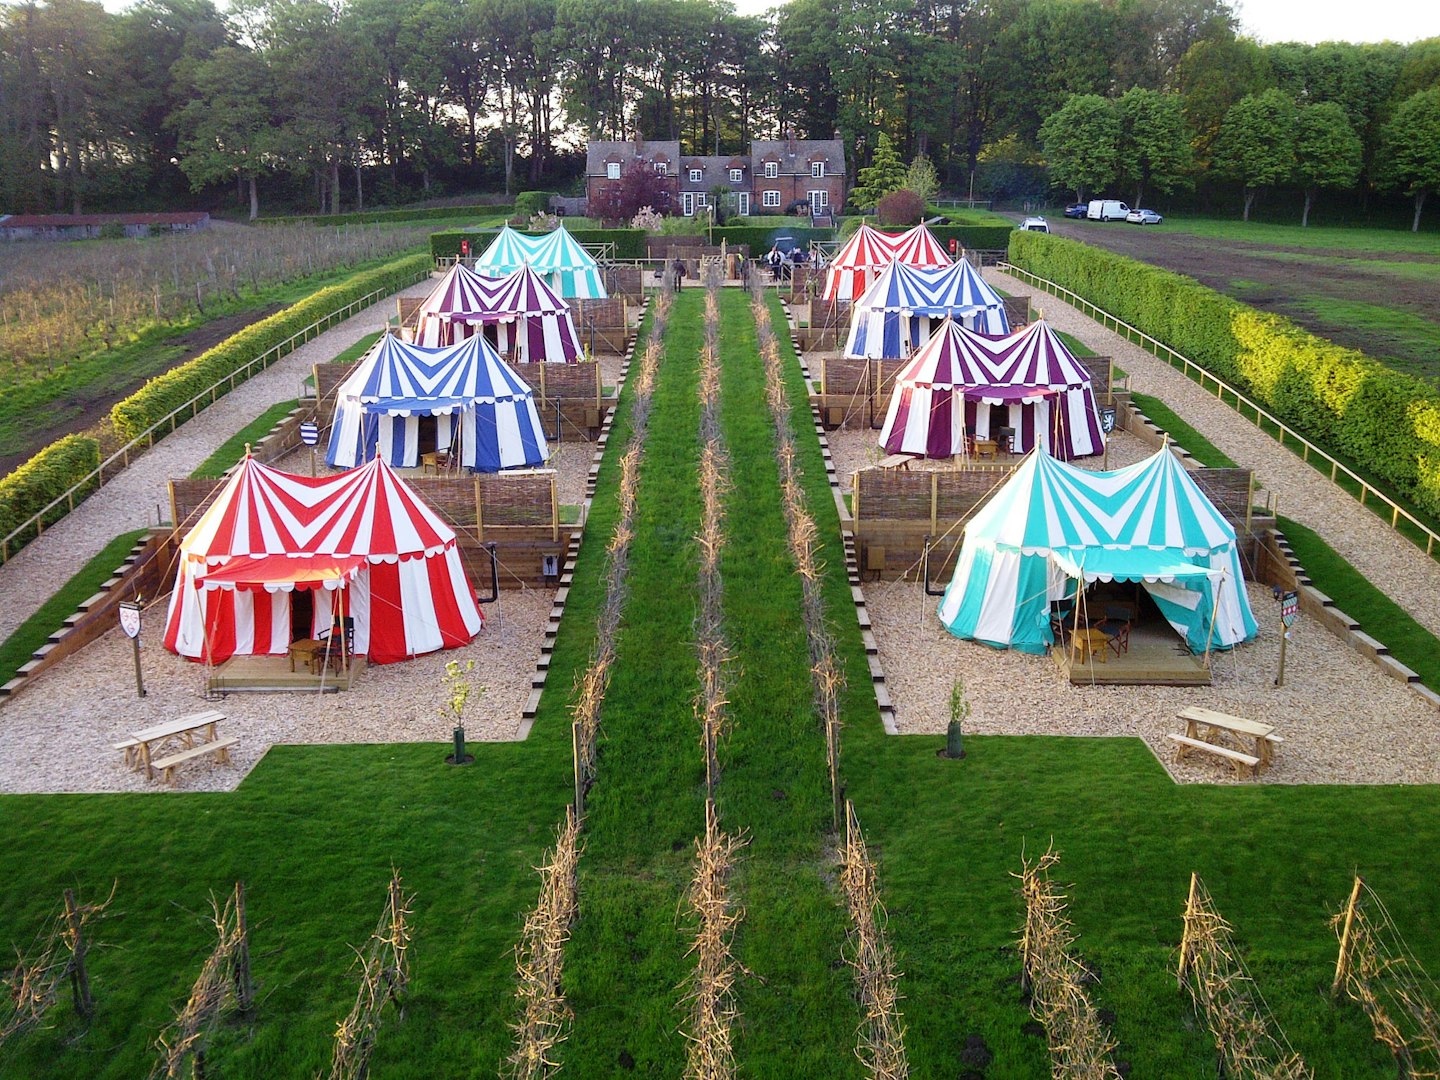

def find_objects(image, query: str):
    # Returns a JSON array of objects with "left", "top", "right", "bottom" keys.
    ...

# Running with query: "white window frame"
[
  {"left": 729, "top": 168, "right": 743, "bottom": 182},
  {"left": 682, "top": 191, "right": 695, "bottom": 216},
  {"left": 762, "top": 190, "right": 781, "bottom": 208},
  {"left": 764, "top": 161, "right": 778, "bottom": 179},
  {"left": 811, "top": 161, "right": 825, "bottom": 178},
  {"left": 654, "top": 161, "right": 667, "bottom": 175},
  {"left": 737, "top": 192, "right": 750, "bottom": 216},
  {"left": 695, "top": 192, "right": 707, "bottom": 207},
  {"left": 689, "top": 168, "right": 702, "bottom": 183},
  {"left": 809, "top": 189, "right": 828, "bottom": 210},
  {"left": 606, "top": 162, "right": 620, "bottom": 180}
]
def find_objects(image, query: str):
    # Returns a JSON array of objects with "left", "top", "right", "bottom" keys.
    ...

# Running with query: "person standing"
[{"left": 672, "top": 256, "right": 687, "bottom": 290}]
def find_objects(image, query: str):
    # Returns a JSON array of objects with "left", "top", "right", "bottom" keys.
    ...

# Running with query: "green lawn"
[
  {"left": 4, "top": 294, "right": 1440, "bottom": 1078},
  {"left": 1129, "top": 392, "right": 1238, "bottom": 468},
  {"left": 190, "top": 400, "right": 300, "bottom": 479},
  {"left": 1161, "top": 216, "right": 1440, "bottom": 254},
  {"left": 0, "top": 528, "right": 150, "bottom": 687}
]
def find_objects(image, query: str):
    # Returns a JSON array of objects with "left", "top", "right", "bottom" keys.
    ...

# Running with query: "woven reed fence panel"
[
  {"left": 1003, "top": 294, "right": 1031, "bottom": 326},
  {"left": 474, "top": 471, "right": 556, "bottom": 527},
  {"left": 532, "top": 363, "right": 602, "bottom": 400},
  {"left": 855, "top": 468, "right": 1002, "bottom": 523},
  {"left": 572, "top": 297, "right": 626, "bottom": 328},
  {"left": 808, "top": 299, "right": 849, "bottom": 329}
]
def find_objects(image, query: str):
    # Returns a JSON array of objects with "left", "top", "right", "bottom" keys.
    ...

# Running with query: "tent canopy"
[
  {"left": 163, "top": 454, "right": 485, "bottom": 664},
  {"left": 475, "top": 224, "right": 607, "bottom": 298},
  {"left": 844, "top": 259, "right": 1010, "bottom": 359},
  {"left": 890, "top": 223, "right": 952, "bottom": 267},
  {"left": 937, "top": 448, "right": 1258, "bottom": 654},
  {"left": 411, "top": 263, "right": 583, "bottom": 362},
  {"left": 822, "top": 223, "right": 953, "bottom": 303},
  {"left": 327, "top": 332, "right": 549, "bottom": 472}
]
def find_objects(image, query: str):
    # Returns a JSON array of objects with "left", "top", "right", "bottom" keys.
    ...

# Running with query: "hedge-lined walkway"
[
  {"left": 992, "top": 268, "right": 1440, "bottom": 644},
  {"left": 0, "top": 279, "right": 435, "bottom": 646}
]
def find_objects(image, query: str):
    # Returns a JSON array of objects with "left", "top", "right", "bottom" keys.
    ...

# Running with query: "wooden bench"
[
  {"left": 1167, "top": 733, "right": 1260, "bottom": 780},
  {"left": 114, "top": 738, "right": 142, "bottom": 767},
  {"left": 150, "top": 738, "right": 239, "bottom": 785}
]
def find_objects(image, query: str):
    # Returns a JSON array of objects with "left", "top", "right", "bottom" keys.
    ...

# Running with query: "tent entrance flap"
[{"left": 1048, "top": 549, "right": 1219, "bottom": 584}]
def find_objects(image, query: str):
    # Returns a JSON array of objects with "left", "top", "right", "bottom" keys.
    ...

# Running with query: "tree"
[
  {"left": 1212, "top": 89, "right": 1297, "bottom": 221},
  {"left": 1115, "top": 88, "right": 1192, "bottom": 208},
  {"left": 1293, "top": 101, "right": 1362, "bottom": 226},
  {"left": 904, "top": 153, "right": 939, "bottom": 202},
  {"left": 1038, "top": 93, "right": 1119, "bottom": 204},
  {"left": 1176, "top": 35, "right": 1270, "bottom": 170},
  {"left": 1381, "top": 86, "right": 1440, "bottom": 232},
  {"left": 171, "top": 45, "right": 274, "bottom": 218},
  {"left": 848, "top": 131, "right": 906, "bottom": 211},
  {"left": 594, "top": 158, "right": 674, "bottom": 222}
]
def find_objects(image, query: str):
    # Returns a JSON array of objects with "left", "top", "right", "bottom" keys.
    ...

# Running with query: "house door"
[
  {"left": 682, "top": 192, "right": 695, "bottom": 217},
  {"left": 737, "top": 192, "right": 750, "bottom": 216},
  {"left": 809, "top": 190, "right": 828, "bottom": 214}
]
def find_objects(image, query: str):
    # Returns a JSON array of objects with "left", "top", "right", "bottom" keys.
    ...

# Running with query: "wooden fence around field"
[{"left": 1002, "top": 262, "right": 1440, "bottom": 560}]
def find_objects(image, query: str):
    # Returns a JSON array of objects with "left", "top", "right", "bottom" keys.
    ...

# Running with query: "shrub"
[
  {"left": 875, "top": 189, "right": 926, "bottom": 226},
  {"left": 111, "top": 253, "right": 429, "bottom": 444},
  {"left": 0, "top": 435, "right": 101, "bottom": 555},
  {"left": 631, "top": 207, "right": 664, "bottom": 232},
  {"left": 1008, "top": 230, "right": 1440, "bottom": 516},
  {"left": 514, "top": 191, "right": 559, "bottom": 220}
]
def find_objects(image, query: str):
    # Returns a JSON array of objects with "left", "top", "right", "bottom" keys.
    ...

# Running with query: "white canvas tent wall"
[{"left": 937, "top": 447, "right": 1257, "bottom": 654}]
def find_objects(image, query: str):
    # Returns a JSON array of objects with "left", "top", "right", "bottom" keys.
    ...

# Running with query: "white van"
[
  {"left": 1086, "top": 200, "right": 1130, "bottom": 221},
  {"left": 1018, "top": 216, "right": 1049, "bottom": 232}
]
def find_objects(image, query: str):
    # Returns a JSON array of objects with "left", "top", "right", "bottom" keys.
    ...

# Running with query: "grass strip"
[
  {"left": 1129, "top": 392, "right": 1238, "bottom": 468},
  {"left": 1277, "top": 515, "right": 1440, "bottom": 693},
  {"left": 0, "top": 528, "right": 150, "bottom": 687},
  {"left": 190, "top": 400, "right": 299, "bottom": 479}
]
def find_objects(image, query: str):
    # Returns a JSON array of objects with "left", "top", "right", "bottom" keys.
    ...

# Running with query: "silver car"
[{"left": 1126, "top": 209, "right": 1163, "bottom": 225}]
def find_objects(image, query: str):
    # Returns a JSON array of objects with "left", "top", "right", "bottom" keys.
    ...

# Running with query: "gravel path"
[
  {"left": 866, "top": 578, "right": 1440, "bottom": 785},
  {"left": 0, "top": 584, "right": 555, "bottom": 794},
  {"left": 990, "top": 269, "right": 1440, "bottom": 642},
  {"left": 0, "top": 279, "right": 436, "bottom": 644}
]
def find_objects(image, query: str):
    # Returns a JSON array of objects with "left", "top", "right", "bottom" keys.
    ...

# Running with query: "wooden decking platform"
[
  {"left": 206, "top": 654, "right": 366, "bottom": 694},
  {"left": 1052, "top": 623, "right": 1211, "bottom": 686}
]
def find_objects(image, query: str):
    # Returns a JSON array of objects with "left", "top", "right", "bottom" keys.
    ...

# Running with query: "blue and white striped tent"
[
  {"left": 937, "top": 447, "right": 1257, "bottom": 655},
  {"left": 844, "top": 259, "right": 1010, "bottom": 359},
  {"left": 476, "top": 224, "right": 608, "bottom": 299},
  {"left": 326, "top": 333, "right": 549, "bottom": 473}
]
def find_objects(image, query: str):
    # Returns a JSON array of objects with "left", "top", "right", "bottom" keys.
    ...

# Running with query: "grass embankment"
[
  {"left": 1129, "top": 392, "right": 1237, "bottom": 468},
  {"left": 0, "top": 528, "right": 149, "bottom": 687}
]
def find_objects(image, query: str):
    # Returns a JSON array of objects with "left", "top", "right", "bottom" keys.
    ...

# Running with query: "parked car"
[
  {"left": 1063, "top": 203, "right": 1088, "bottom": 218},
  {"left": 1086, "top": 199, "right": 1130, "bottom": 221},
  {"left": 1126, "top": 208, "right": 1163, "bottom": 225},
  {"left": 1018, "top": 216, "right": 1050, "bottom": 232}
]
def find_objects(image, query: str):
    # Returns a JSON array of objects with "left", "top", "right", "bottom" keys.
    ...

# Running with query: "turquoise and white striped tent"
[
  {"left": 476, "top": 225, "right": 607, "bottom": 299},
  {"left": 937, "top": 447, "right": 1257, "bottom": 654}
]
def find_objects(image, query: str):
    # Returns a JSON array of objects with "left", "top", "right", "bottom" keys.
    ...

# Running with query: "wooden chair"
[{"left": 1100, "top": 605, "right": 1132, "bottom": 656}]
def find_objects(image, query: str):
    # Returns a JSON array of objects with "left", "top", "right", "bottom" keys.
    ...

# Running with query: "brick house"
[{"left": 585, "top": 133, "right": 846, "bottom": 218}]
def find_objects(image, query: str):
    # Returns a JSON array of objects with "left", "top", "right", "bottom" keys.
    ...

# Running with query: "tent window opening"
[{"left": 290, "top": 588, "right": 313, "bottom": 642}]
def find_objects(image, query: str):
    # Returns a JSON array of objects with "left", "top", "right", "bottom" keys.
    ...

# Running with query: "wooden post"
[
  {"left": 827, "top": 720, "right": 842, "bottom": 833},
  {"left": 1332, "top": 875, "right": 1365, "bottom": 998},
  {"left": 474, "top": 478, "right": 484, "bottom": 544},
  {"left": 1275, "top": 597, "right": 1289, "bottom": 687},
  {"left": 572, "top": 721, "right": 585, "bottom": 821},
  {"left": 550, "top": 473, "right": 559, "bottom": 543},
  {"left": 1177, "top": 871, "right": 1199, "bottom": 988},
  {"left": 233, "top": 881, "right": 254, "bottom": 1014},
  {"left": 63, "top": 889, "right": 93, "bottom": 1019},
  {"left": 930, "top": 472, "right": 938, "bottom": 537}
]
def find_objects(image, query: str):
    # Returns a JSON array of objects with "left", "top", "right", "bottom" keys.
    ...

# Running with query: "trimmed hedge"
[
  {"left": 707, "top": 225, "right": 836, "bottom": 252},
  {"left": 0, "top": 435, "right": 101, "bottom": 554},
  {"left": 430, "top": 228, "right": 647, "bottom": 261},
  {"left": 514, "top": 191, "right": 560, "bottom": 220},
  {"left": 111, "top": 253, "right": 430, "bottom": 444},
  {"left": 262, "top": 204, "right": 514, "bottom": 227},
  {"left": 1008, "top": 230, "right": 1440, "bottom": 517},
  {"left": 926, "top": 224, "right": 1012, "bottom": 251}
]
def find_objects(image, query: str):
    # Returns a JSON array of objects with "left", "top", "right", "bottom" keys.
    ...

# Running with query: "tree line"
[{"left": 2, "top": 0, "right": 1438, "bottom": 222}]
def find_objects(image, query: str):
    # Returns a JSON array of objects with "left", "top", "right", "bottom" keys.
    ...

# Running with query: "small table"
[
  {"left": 1070, "top": 628, "right": 1109, "bottom": 664},
  {"left": 1179, "top": 706, "right": 1277, "bottom": 768},
  {"left": 129, "top": 710, "right": 224, "bottom": 781},
  {"left": 289, "top": 638, "right": 327, "bottom": 673},
  {"left": 974, "top": 439, "right": 998, "bottom": 460},
  {"left": 876, "top": 453, "right": 916, "bottom": 471}
]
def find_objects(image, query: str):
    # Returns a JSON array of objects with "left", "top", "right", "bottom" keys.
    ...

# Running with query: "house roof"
[
  {"left": 750, "top": 139, "right": 845, "bottom": 176},
  {"left": 586, "top": 139, "right": 682, "bottom": 175}
]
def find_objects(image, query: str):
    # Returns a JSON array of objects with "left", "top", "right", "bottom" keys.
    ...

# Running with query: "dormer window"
[
  {"left": 654, "top": 161, "right": 667, "bottom": 175},
  {"left": 764, "top": 161, "right": 778, "bottom": 179},
  {"left": 729, "top": 168, "right": 743, "bottom": 182},
  {"left": 606, "top": 162, "right": 621, "bottom": 180},
  {"left": 811, "top": 161, "right": 825, "bottom": 178},
  {"left": 689, "top": 168, "right": 702, "bottom": 182}
]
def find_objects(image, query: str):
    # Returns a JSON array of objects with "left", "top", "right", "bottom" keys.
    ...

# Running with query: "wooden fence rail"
[
  {"left": 1, "top": 269, "right": 432, "bottom": 564},
  {"left": 1000, "top": 263, "right": 1440, "bottom": 559}
]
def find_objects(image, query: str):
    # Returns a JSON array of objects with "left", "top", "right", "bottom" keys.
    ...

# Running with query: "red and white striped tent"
[
  {"left": 891, "top": 223, "right": 952, "bottom": 268},
  {"left": 163, "top": 454, "right": 484, "bottom": 666},
  {"left": 878, "top": 319, "right": 1106, "bottom": 460},
  {"left": 821, "top": 224, "right": 901, "bottom": 303},
  {"left": 410, "top": 263, "right": 583, "bottom": 363}
]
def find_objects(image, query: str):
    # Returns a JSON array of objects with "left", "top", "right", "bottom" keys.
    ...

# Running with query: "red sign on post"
[{"left": 948, "top": 238, "right": 958, "bottom": 255}]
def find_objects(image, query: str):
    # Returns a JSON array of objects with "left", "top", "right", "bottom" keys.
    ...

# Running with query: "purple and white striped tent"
[
  {"left": 411, "top": 263, "right": 584, "bottom": 363},
  {"left": 843, "top": 259, "right": 1009, "bottom": 360},
  {"left": 878, "top": 319, "right": 1105, "bottom": 459}
]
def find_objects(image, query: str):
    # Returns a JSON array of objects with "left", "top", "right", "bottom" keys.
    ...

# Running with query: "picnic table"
[
  {"left": 876, "top": 453, "right": 916, "bottom": 471},
  {"left": 119, "top": 709, "right": 237, "bottom": 783},
  {"left": 1167, "top": 706, "right": 1284, "bottom": 780}
]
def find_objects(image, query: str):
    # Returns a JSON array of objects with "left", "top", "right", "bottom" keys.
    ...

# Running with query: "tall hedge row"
[
  {"left": 1008, "top": 230, "right": 1440, "bottom": 517},
  {"left": 707, "top": 225, "right": 836, "bottom": 251},
  {"left": 0, "top": 435, "right": 101, "bottom": 553},
  {"left": 264, "top": 204, "right": 513, "bottom": 226},
  {"left": 430, "top": 228, "right": 648, "bottom": 261},
  {"left": 928, "top": 224, "right": 1014, "bottom": 251},
  {"left": 111, "top": 253, "right": 430, "bottom": 443}
]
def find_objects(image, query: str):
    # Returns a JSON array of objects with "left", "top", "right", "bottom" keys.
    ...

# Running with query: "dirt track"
[{"left": 1033, "top": 217, "right": 1440, "bottom": 378}]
